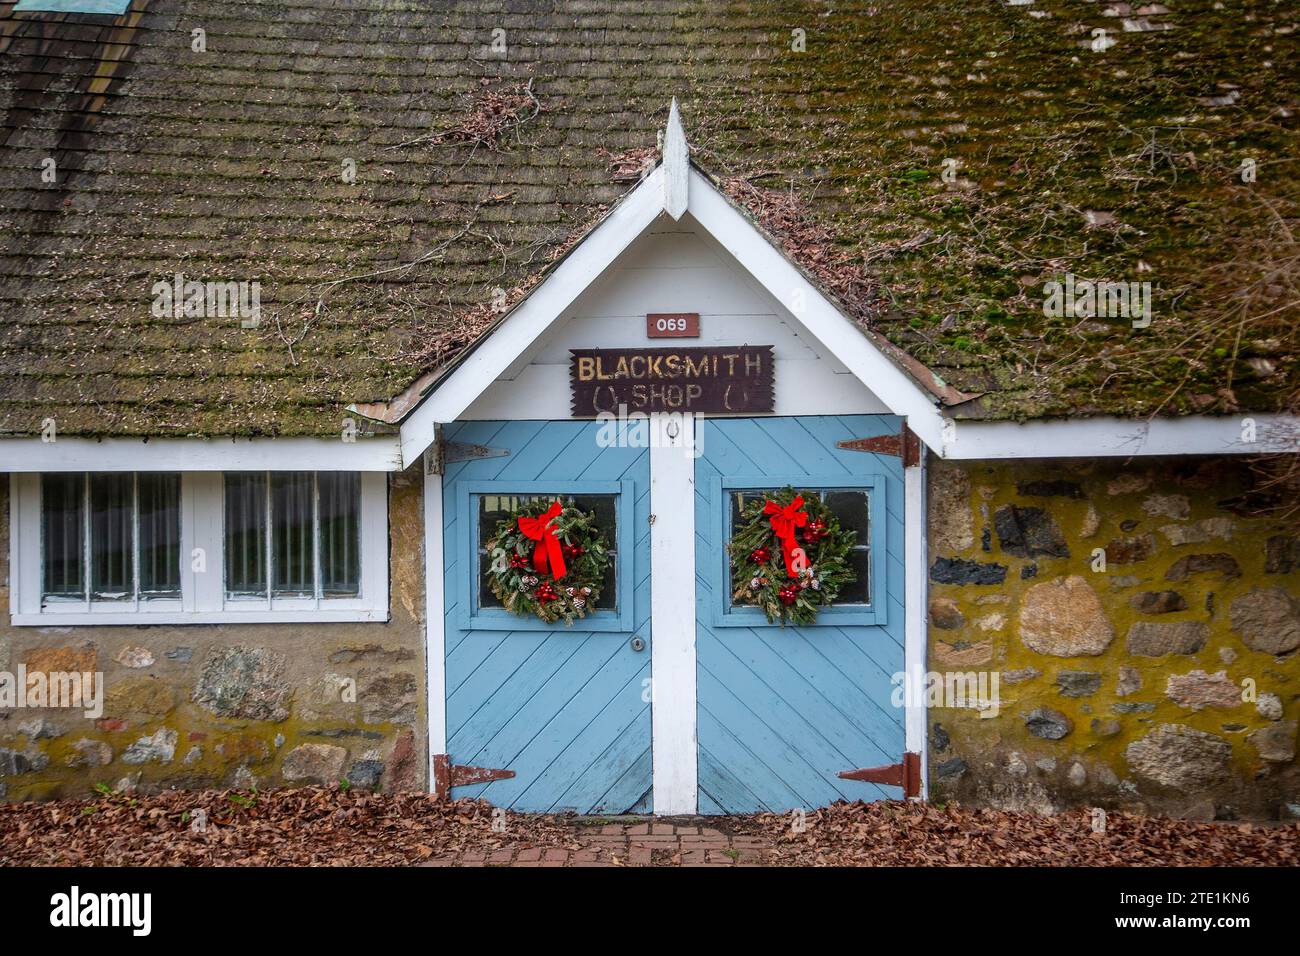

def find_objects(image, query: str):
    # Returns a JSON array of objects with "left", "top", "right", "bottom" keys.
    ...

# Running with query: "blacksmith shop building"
[{"left": 1, "top": 0, "right": 1297, "bottom": 820}]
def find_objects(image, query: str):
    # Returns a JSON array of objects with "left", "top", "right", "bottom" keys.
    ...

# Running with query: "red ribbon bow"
[
  {"left": 763, "top": 495, "right": 809, "bottom": 578},
  {"left": 518, "top": 500, "right": 567, "bottom": 580}
]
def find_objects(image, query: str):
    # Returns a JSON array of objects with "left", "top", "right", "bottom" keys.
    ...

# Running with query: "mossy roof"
[{"left": 0, "top": 0, "right": 1296, "bottom": 438}]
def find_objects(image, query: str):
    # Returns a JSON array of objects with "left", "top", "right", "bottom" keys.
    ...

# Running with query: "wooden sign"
[
  {"left": 570, "top": 346, "right": 774, "bottom": 415},
  {"left": 646, "top": 312, "right": 700, "bottom": 338}
]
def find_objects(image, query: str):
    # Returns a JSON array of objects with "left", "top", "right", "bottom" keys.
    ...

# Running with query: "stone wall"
[
  {"left": 926, "top": 455, "right": 1300, "bottom": 820},
  {"left": 0, "top": 466, "right": 427, "bottom": 801}
]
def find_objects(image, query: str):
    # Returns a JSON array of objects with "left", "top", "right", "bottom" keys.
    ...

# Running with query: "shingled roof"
[{"left": 1, "top": 0, "right": 1296, "bottom": 439}]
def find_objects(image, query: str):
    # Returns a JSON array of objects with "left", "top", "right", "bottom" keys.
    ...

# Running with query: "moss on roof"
[{"left": 0, "top": 0, "right": 1295, "bottom": 438}]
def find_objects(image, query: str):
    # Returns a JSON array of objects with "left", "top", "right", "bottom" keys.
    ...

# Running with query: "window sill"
[
  {"left": 712, "top": 604, "right": 885, "bottom": 628},
  {"left": 11, "top": 607, "right": 390, "bottom": 627},
  {"left": 459, "top": 607, "right": 630, "bottom": 633}
]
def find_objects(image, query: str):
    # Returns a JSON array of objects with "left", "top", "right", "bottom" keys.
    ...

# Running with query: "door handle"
[{"left": 629, "top": 636, "right": 646, "bottom": 652}]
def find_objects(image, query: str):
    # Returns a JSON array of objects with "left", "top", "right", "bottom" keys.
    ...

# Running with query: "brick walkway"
[{"left": 418, "top": 818, "right": 773, "bottom": 867}]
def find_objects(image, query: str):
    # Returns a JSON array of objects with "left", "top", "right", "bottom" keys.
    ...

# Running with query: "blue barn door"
[
  {"left": 442, "top": 420, "right": 652, "bottom": 813},
  {"left": 695, "top": 415, "right": 907, "bottom": 813}
]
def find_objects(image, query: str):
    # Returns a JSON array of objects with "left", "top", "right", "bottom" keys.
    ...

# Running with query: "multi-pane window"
[
  {"left": 476, "top": 493, "right": 618, "bottom": 611},
  {"left": 728, "top": 488, "right": 872, "bottom": 606},
  {"left": 41, "top": 473, "right": 181, "bottom": 603},
  {"left": 17, "top": 470, "right": 383, "bottom": 623},
  {"left": 224, "top": 472, "right": 361, "bottom": 600}
]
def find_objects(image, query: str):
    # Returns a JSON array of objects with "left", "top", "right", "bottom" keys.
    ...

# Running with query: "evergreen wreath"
[
  {"left": 485, "top": 498, "right": 612, "bottom": 625},
  {"left": 727, "top": 486, "right": 858, "bottom": 626}
]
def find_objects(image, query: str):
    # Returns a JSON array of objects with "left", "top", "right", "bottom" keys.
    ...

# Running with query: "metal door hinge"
[
  {"left": 428, "top": 429, "right": 510, "bottom": 475},
  {"left": 837, "top": 425, "right": 921, "bottom": 468},
  {"left": 446, "top": 440, "right": 510, "bottom": 463},
  {"left": 839, "top": 751, "right": 922, "bottom": 798},
  {"left": 433, "top": 753, "right": 515, "bottom": 800}
]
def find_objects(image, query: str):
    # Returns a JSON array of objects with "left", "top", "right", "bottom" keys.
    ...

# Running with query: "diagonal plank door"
[
  {"left": 443, "top": 420, "right": 652, "bottom": 813},
  {"left": 695, "top": 415, "right": 906, "bottom": 813}
]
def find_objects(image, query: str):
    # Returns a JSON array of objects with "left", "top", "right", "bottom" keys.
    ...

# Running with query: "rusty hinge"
[
  {"left": 428, "top": 428, "right": 510, "bottom": 475},
  {"left": 432, "top": 753, "right": 516, "bottom": 800},
  {"left": 445, "top": 441, "right": 510, "bottom": 463},
  {"left": 838, "top": 752, "right": 922, "bottom": 798},
  {"left": 837, "top": 425, "right": 921, "bottom": 467}
]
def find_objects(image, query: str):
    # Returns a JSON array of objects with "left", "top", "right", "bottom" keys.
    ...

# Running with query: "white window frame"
[
  {"left": 9, "top": 471, "right": 389, "bottom": 625},
  {"left": 36, "top": 471, "right": 184, "bottom": 611}
]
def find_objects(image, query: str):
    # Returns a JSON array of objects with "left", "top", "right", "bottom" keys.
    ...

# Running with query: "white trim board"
[
  {"left": 3, "top": 413, "right": 1292, "bottom": 474},
  {"left": 649, "top": 413, "right": 698, "bottom": 814},
  {"left": 903, "top": 454, "right": 928, "bottom": 798},
  {"left": 0, "top": 436, "right": 403, "bottom": 472},
  {"left": 390, "top": 150, "right": 1300, "bottom": 465},
  {"left": 397, "top": 166, "right": 670, "bottom": 465},
  {"left": 394, "top": 162, "right": 950, "bottom": 462},
  {"left": 941, "top": 414, "right": 1298, "bottom": 459},
  {"left": 683, "top": 171, "right": 949, "bottom": 451},
  {"left": 423, "top": 454, "right": 448, "bottom": 785},
  {"left": 457, "top": 221, "right": 892, "bottom": 421}
]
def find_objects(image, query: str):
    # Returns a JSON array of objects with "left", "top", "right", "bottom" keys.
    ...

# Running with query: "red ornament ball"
[
  {"left": 778, "top": 585, "right": 798, "bottom": 606},
  {"left": 802, "top": 518, "right": 828, "bottom": 544},
  {"left": 509, "top": 553, "right": 530, "bottom": 570},
  {"left": 534, "top": 582, "right": 559, "bottom": 603},
  {"left": 749, "top": 547, "right": 771, "bottom": 565}
]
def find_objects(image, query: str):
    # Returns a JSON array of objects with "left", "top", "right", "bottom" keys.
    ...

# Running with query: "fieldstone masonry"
[
  {"left": 928, "top": 456, "right": 1300, "bottom": 820},
  {"left": 0, "top": 467, "right": 428, "bottom": 800}
]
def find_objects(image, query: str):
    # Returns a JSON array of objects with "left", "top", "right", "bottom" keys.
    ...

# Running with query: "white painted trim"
[
  {"left": 9, "top": 470, "right": 389, "bottom": 626},
  {"left": 9, "top": 609, "right": 391, "bottom": 626},
  {"left": 8, "top": 474, "right": 25, "bottom": 616},
  {"left": 684, "top": 170, "right": 949, "bottom": 451},
  {"left": 0, "top": 437, "right": 402, "bottom": 472},
  {"left": 386, "top": 157, "right": 1300, "bottom": 466},
  {"left": 186, "top": 472, "right": 224, "bottom": 612},
  {"left": 940, "top": 414, "right": 1299, "bottom": 459},
  {"left": 650, "top": 413, "right": 698, "bottom": 814},
  {"left": 397, "top": 166, "right": 669, "bottom": 464},
  {"left": 904, "top": 454, "right": 928, "bottom": 800},
  {"left": 397, "top": 165, "right": 946, "bottom": 461},
  {"left": 662, "top": 99, "right": 688, "bottom": 220},
  {"left": 423, "top": 453, "right": 448, "bottom": 784}
]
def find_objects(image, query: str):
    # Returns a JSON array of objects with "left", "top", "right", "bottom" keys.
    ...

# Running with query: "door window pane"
[
  {"left": 90, "top": 473, "right": 133, "bottom": 600},
  {"left": 728, "top": 487, "right": 872, "bottom": 608},
  {"left": 138, "top": 473, "right": 181, "bottom": 597},
  {"left": 824, "top": 490, "right": 870, "bottom": 538},
  {"left": 477, "top": 493, "right": 618, "bottom": 611},
  {"left": 225, "top": 471, "right": 364, "bottom": 601},
  {"left": 272, "top": 472, "right": 314, "bottom": 597},
  {"left": 826, "top": 490, "right": 871, "bottom": 604},
  {"left": 319, "top": 472, "right": 360, "bottom": 597},
  {"left": 225, "top": 472, "right": 268, "bottom": 596},
  {"left": 41, "top": 473, "right": 84, "bottom": 598},
  {"left": 840, "top": 546, "right": 872, "bottom": 604}
]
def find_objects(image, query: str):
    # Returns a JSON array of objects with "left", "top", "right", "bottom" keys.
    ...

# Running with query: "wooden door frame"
[
  {"left": 649, "top": 413, "right": 698, "bottom": 814},
  {"left": 424, "top": 453, "right": 448, "bottom": 782},
  {"left": 422, "top": 422, "right": 929, "bottom": 806}
]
